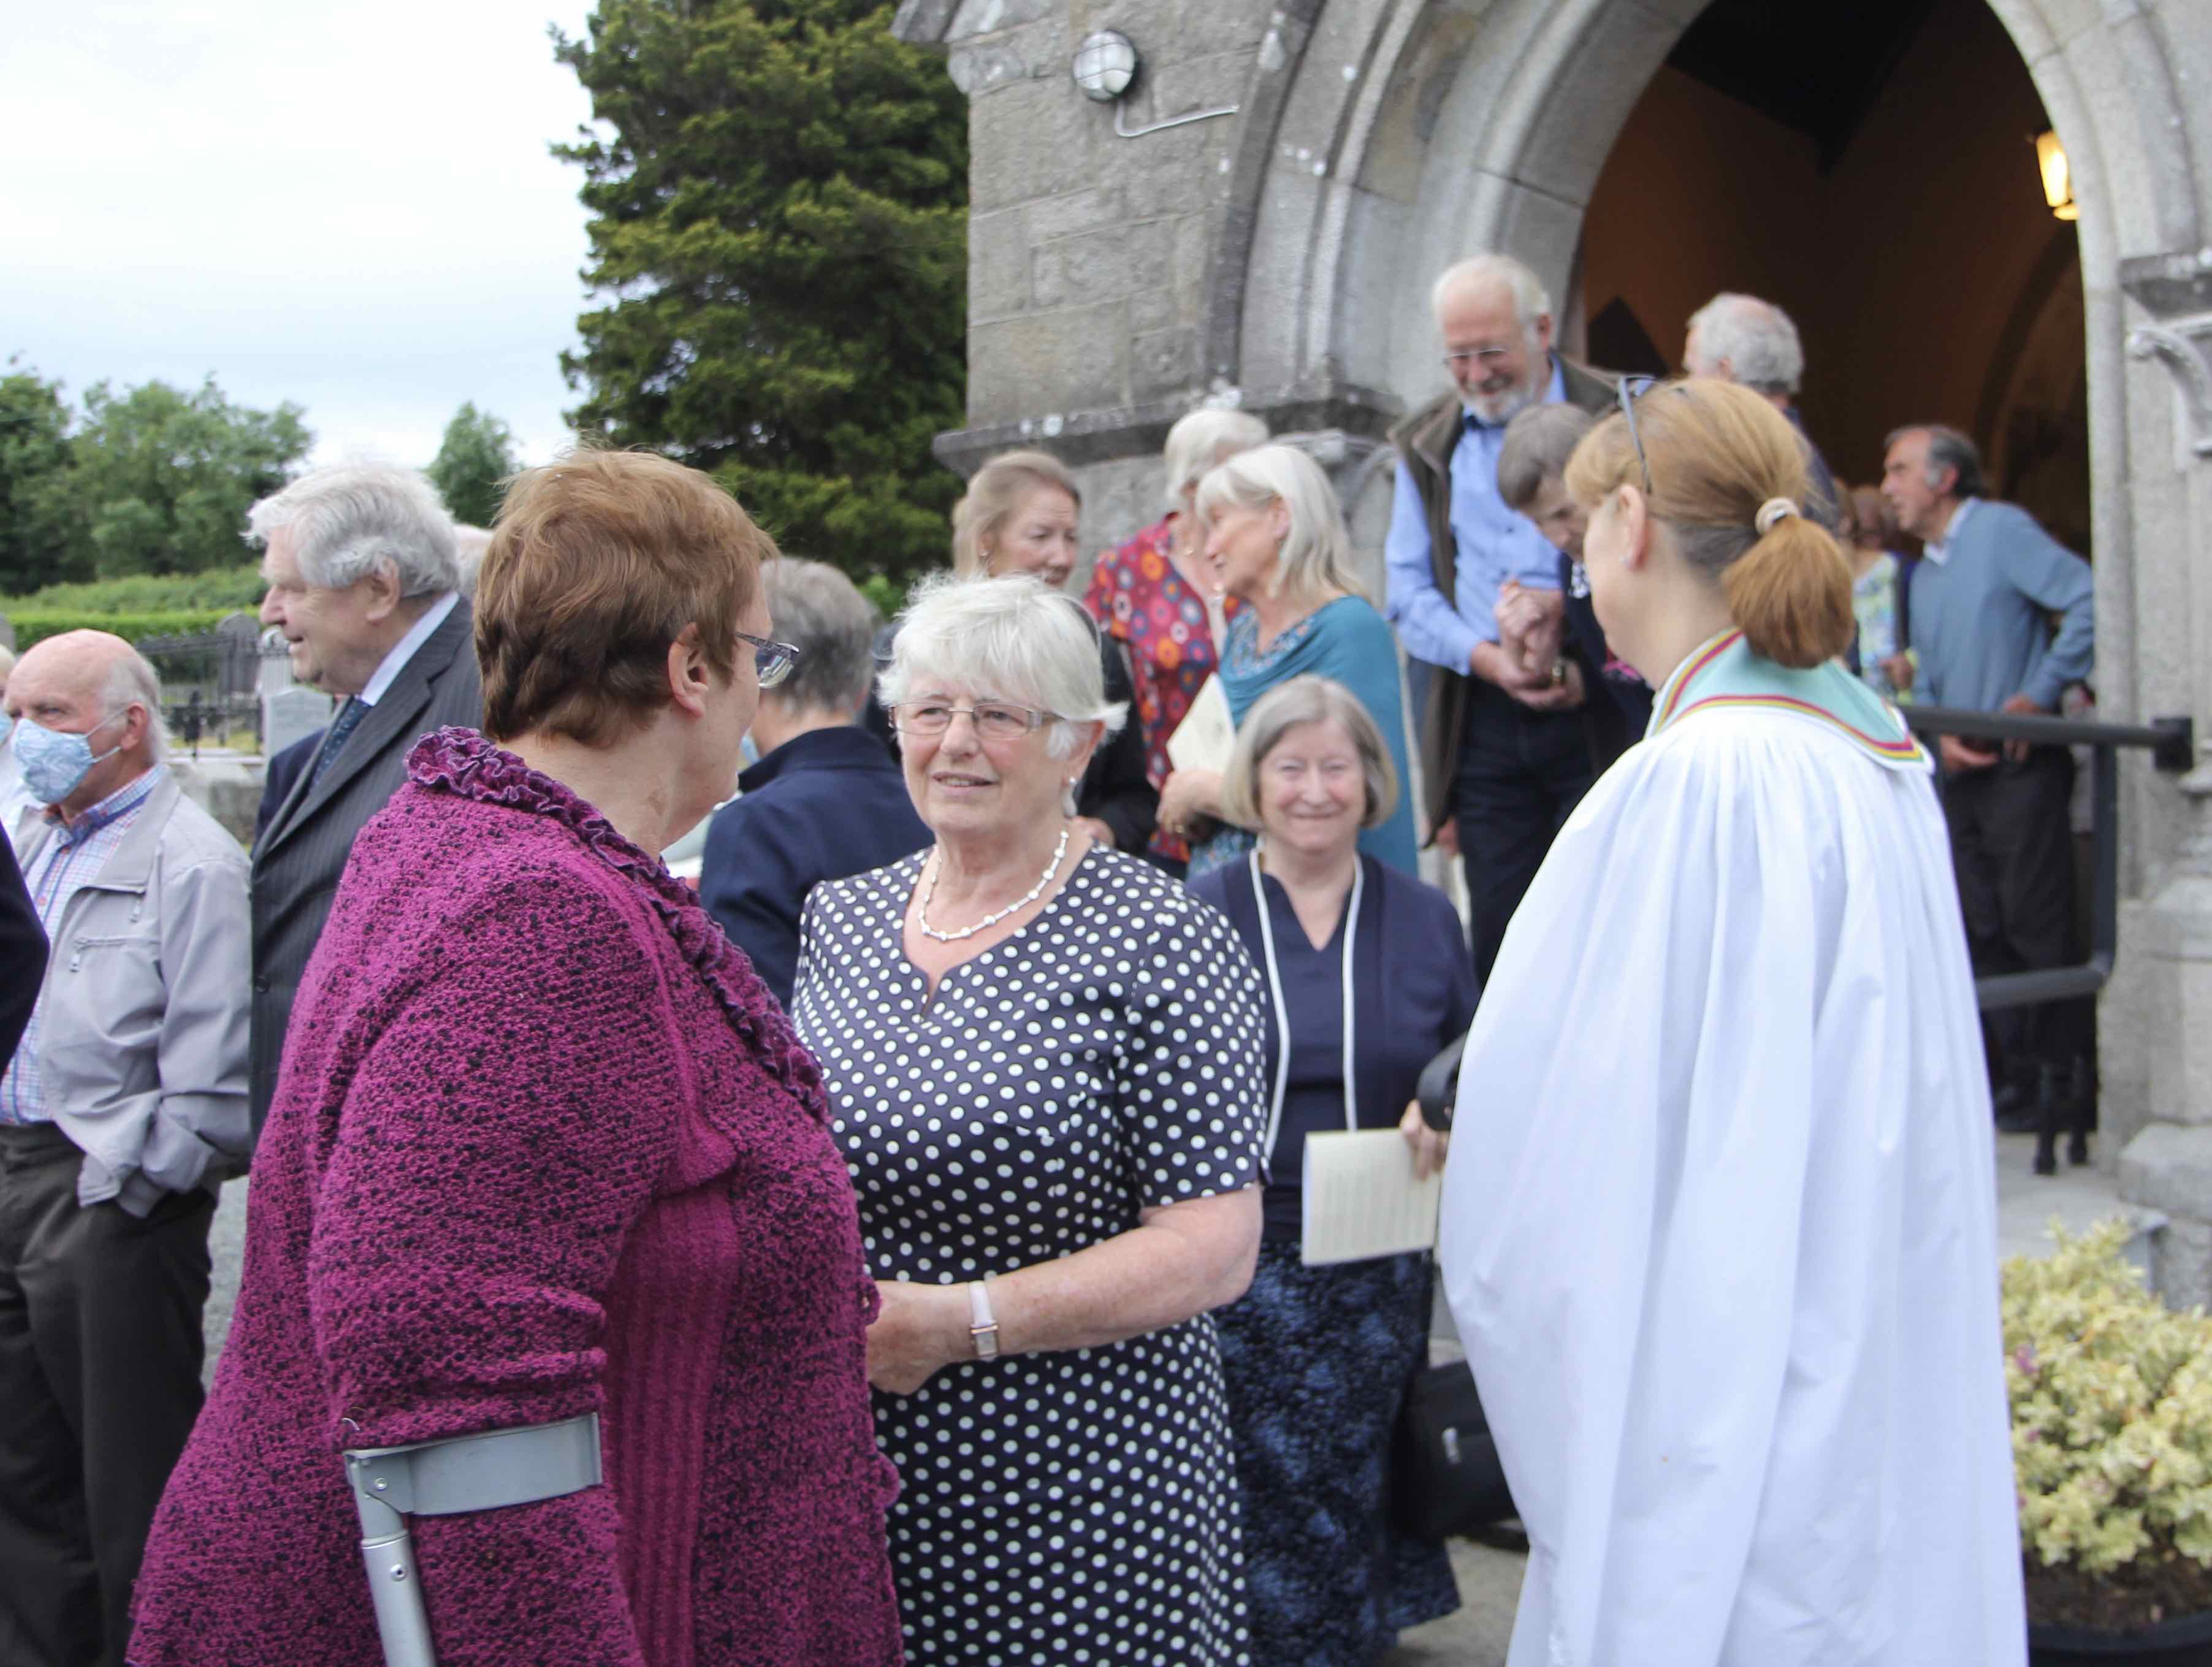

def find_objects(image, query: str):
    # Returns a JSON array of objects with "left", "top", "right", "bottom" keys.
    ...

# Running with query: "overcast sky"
[{"left": 5, "top": 0, "right": 603, "bottom": 472}]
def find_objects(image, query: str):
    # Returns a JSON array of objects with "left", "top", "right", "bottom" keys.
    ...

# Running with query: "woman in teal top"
[{"left": 1159, "top": 443, "right": 1420, "bottom": 879}]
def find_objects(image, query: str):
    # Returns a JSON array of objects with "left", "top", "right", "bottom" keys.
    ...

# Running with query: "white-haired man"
[
  {"left": 0, "top": 630, "right": 251, "bottom": 1667},
  {"left": 248, "top": 464, "right": 482, "bottom": 1131},
  {"left": 1385, "top": 253, "right": 1614, "bottom": 982},
  {"left": 1683, "top": 291, "right": 1839, "bottom": 517}
]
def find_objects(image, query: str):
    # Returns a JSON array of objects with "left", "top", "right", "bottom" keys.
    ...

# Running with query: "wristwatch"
[{"left": 967, "top": 1273, "right": 1001, "bottom": 1360}]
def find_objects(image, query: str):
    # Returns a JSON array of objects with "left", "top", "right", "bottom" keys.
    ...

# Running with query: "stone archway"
[
  {"left": 898, "top": 0, "right": 2212, "bottom": 1295},
  {"left": 1199, "top": 0, "right": 2208, "bottom": 1197}
]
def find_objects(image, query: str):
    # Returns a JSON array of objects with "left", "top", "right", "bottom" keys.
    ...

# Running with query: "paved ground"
[{"left": 1386, "top": 1534, "right": 1526, "bottom": 1665}]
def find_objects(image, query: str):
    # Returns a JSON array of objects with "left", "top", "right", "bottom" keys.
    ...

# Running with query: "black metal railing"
[
  {"left": 1414, "top": 703, "right": 2200, "bottom": 1129},
  {"left": 1899, "top": 705, "right": 2195, "bottom": 1012},
  {"left": 139, "top": 617, "right": 266, "bottom": 755}
]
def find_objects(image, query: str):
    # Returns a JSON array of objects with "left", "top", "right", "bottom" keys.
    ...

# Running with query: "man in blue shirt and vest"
[
  {"left": 1882, "top": 422, "right": 2094, "bottom": 1122},
  {"left": 1386, "top": 253, "right": 1615, "bottom": 981}
]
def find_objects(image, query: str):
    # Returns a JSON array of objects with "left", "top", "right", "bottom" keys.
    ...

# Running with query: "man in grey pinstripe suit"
[{"left": 246, "top": 465, "right": 483, "bottom": 1134}]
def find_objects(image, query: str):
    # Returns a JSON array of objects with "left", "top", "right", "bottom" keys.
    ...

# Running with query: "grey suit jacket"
[{"left": 249, "top": 598, "right": 483, "bottom": 1131}]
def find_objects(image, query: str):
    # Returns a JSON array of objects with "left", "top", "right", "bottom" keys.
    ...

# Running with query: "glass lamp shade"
[
  {"left": 2035, "top": 131, "right": 2080, "bottom": 221},
  {"left": 1072, "top": 30, "right": 1138, "bottom": 103}
]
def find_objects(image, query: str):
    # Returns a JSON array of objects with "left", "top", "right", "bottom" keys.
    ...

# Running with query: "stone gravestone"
[
  {"left": 215, "top": 612, "right": 261, "bottom": 695},
  {"left": 0, "top": 613, "right": 15, "bottom": 653},
  {"left": 259, "top": 628, "right": 333, "bottom": 758}
]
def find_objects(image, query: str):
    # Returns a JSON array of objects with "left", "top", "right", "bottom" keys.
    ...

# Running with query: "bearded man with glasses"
[{"left": 1383, "top": 253, "right": 1617, "bottom": 982}]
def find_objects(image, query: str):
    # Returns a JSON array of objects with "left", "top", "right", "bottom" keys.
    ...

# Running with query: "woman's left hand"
[
  {"left": 1398, "top": 1099, "right": 1449, "bottom": 1180},
  {"left": 868, "top": 1278, "right": 970, "bottom": 1396}
]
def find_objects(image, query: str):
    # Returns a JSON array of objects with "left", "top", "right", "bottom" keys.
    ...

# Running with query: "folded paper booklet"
[
  {"left": 1300, "top": 1129, "right": 1444, "bottom": 1266},
  {"left": 1165, "top": 674, "right": 1235, "bottom": 776}
]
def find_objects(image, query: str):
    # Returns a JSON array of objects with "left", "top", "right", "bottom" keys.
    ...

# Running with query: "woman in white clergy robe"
[{"left": 1436, "top": 378, "right": 2024, "bottom": 1667}]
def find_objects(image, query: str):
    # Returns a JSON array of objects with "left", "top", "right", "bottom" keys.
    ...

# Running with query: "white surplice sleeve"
[{"left": 1437, "top": 714, "right": 2024, "bottom": 1667}]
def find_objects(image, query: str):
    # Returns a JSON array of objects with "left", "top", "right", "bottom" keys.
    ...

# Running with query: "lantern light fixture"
[
  {"left": 1072, "top": 30, "right": 1138, "bottom": 102},
  {"left": 1070, "top": 29, "right": 1239, "bottom": 139},
  {"left": 2035, "top": 131, "right": 2080, "bottom": 222}
]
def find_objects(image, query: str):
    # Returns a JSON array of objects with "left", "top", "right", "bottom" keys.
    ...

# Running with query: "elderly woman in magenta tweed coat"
[{"left": 129, "top": 451, "right": 903, "bottom": 1667}]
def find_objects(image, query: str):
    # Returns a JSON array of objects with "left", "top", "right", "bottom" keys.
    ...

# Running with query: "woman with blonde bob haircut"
[
  {"left": 792, "top": 571, "right": 1273, "bottom": 1665},
  {"left": 1159, "top": 443, "right": 1417, "bottom": 878},
  {"left": 1192, "top": 674, "right": 1473, "bottom": 1663},
  {"left": 135, "top": 448, "right": 906, "bottom": 1667},
  {"left": 1436, "top": 380, "right": 2026, "bottom": 1667},
  {"left": 1085, "top": 406, "right": 1271, "bottom": 872},
  {"left": 925, "top": 448, "right": 1156, "bottom": 852}
]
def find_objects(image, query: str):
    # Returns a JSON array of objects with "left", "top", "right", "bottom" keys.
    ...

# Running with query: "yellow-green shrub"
[{"left": 2005, "top": 1219, "right": 2212, "bottom": 1575}]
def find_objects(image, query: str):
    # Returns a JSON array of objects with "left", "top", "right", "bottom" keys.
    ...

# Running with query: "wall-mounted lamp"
[
  {"left": 1071, "top": 29, "right": 1238, "bottom": 139},
  {"left": 2035, "top": 131, "right": 2080, "bottom": 222}
]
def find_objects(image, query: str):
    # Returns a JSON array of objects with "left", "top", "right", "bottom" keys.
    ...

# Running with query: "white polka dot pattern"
[{"left": 792, "top": 845, "right": 1270, "bottom": 1665}]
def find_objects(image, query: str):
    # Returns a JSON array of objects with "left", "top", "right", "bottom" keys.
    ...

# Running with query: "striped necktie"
[{"left": 306, "top": 698, "right": 367, "bottom": 790}]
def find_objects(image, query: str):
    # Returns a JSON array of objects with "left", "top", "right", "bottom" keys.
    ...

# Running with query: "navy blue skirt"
[{"left": 1215, "top": 1240, "right": 1460, "bottom": 1665}]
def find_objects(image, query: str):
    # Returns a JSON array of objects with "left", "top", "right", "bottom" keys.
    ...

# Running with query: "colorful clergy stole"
[{"left": 1648, "top": 629, "right": 1929, "bottom": 772}]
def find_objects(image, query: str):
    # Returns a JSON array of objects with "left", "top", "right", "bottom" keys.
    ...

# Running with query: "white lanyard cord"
[
  {"left": 1250, "top": 849, "right": 1294, "bottom": 1167},
  {"left": 1340, "top": 856, "right": 1363, "bottom": 1131},
  {"left": 1249, "top": 847, "right": 1363, "bottom": 1165}
]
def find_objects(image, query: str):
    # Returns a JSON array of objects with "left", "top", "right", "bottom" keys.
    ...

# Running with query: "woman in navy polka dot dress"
[{"left": 793, "top": 573, "right": 1272, "bottom": 1666}]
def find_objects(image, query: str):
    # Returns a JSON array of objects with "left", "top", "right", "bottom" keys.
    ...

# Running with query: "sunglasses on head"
[{"left": 1616, "top": 374, "right": 1658, "bottom": 496}]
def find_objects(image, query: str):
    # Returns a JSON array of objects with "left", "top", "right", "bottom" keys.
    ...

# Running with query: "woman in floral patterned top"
[{"left": 1084, "top": 408, "right": 1269, "bottom": 871}]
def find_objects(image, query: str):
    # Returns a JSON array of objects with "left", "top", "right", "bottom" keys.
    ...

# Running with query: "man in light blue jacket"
[
  {"left": 1883, "top": 425, "right": 2094, "bottom": 1126},
  {"left": 0, "top": 629, "right": 251, "bottom": 1667}
]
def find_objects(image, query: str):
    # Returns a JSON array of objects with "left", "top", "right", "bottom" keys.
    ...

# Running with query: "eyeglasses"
[
  {"left": 890, "top": 700, "right": 1051, "bottom": 741},
  {"left": 1440, "top": 345, "right": 1514, "bottom": 372},
  {"left": 1617, "top": 373, "right": 1658, "bottom": 495},
  {"left": 734, "top": 628, "right": 801, "bottom": 689}
]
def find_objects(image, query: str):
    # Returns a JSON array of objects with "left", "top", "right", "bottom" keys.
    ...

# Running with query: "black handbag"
[
  {"left": 1392, "top": 1356, "right": 1516, "bottom": 1540},
  {"left": 1391, "top": 1037, "right": 1514, "bottom": 1540}
]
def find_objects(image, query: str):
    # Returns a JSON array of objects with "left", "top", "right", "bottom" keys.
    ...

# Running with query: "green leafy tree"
[
  {"left": 0, "top": 360, "right": 82, "bottom": 594},
  {"left": 556, "top": 0, "right": 967, "bottom": 582},
  {"left": 61, "top": 378, "right": 311, "bottom": 576},
  {"left": 427, "top": 402, "right": 522, "bottom": 527}
]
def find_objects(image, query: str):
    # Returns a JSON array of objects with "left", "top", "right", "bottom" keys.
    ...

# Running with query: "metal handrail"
[
  {"left": 1902, "top": 706, "right": 2195, "bottom": 1010},
  {"left": 1901, "top": 704, "right": 2194, "bottom": 771}
]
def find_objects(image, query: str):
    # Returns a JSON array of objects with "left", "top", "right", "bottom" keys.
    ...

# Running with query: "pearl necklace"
[{"left": 917, "top": 827, "right": 1070, "bottom": 942}]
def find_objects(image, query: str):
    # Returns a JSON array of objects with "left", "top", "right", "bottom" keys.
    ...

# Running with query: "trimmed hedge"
[
  {"left": 7, "top": 610, "right": 234, "bottom": 650},
  {"left": 3, "top": 563, "right": 265, "bottom": 616}
]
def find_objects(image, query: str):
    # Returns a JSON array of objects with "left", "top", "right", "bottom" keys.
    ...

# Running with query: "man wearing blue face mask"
[
  {"left": 0, "top": 629, "right": 252, "bottom": 1667},
  {"left": 0, "top": 645, "right": 38, "bottom": 853}
]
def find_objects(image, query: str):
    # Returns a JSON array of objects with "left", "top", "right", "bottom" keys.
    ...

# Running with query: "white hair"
[
  {"left": 245, "top": 464, "right": 460, "bottom": 598},
  {"left": 765, "top": 556, "right": 879, "bottom": 714},
  {"left": 880, "top": 573, "right": 1126, "bottom": 760},
  {"left": 1685, "top": 292, "right": 1805, "bottom": 395},
  {"left": 1193, "top": 443, "right": 1373, "bottom": 605},
  {"left": 451, "top": 525, "right": 493, "bottom": 598},
  {"left": 1162, "top": 407, "right": 1270, "bottom": 513},
  {"left": 102, "top": 644, "right": 169, "bottom": 762},
  {"left": 1432, "top": 254, "right": 1551, "bottom": 327}
]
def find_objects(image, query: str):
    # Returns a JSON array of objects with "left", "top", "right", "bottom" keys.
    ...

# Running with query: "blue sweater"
[{"left": 1909, "top": 499, "right": 2093, "bottom": 712}]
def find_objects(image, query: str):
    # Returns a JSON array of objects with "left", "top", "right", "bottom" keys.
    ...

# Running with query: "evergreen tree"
[
  {"left": 428, "top": 402, "right": 522, "bottom": 527},
  {"left": 555, "top": 0, "right": 967, "bottom": 581}
]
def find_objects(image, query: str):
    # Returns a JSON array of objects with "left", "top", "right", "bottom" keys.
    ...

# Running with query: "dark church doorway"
[{"left": 1572, "top": 0, "right": 2089, "bottom": 555}]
